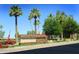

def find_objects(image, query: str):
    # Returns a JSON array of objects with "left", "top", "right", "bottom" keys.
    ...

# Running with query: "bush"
[
  {"left": 0, "top": 42, "right": 2, "bottom": 48},
  {"left": 2, "top": 45, "right": 8, "bottom": 48},
  {"left": 5, "top": 39, "right": 16, "bottom": 45}
]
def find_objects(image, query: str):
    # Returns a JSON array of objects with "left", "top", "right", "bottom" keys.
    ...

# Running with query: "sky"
[{"left": 0, "top": 4, "right": 79, "bottom": 38}]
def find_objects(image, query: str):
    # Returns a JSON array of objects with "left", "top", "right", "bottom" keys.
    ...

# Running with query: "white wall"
[{"left": 20, "top": 39, "right": 36, "bottom": 43}]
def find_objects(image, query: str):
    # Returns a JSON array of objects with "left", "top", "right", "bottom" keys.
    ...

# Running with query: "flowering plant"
[
  {"left": 5, "top": 39, "right": 16, "bottom": 45},
  {"left": 0, "top": 42, "right": 2, "bottom": 48}
]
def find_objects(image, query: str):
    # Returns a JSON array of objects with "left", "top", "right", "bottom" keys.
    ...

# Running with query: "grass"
[{"left": 8, "top": 42, "right": 49, "bottom": 48}]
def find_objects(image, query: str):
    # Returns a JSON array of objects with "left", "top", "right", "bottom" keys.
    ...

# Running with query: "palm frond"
[
  {"left": 9, "top": 5, "right": 22, "bottom": 17},
  {"left": 28, "top": 8, "right": 40, "bottom": 20}
]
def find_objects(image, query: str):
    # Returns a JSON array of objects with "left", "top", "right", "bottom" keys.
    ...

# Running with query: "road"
[{"left": 7, "top": 43, "right": 79, "bottom": 54}]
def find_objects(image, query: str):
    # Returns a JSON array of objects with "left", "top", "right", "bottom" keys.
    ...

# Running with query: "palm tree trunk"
[
  {"left": 15, "top": 16, "right": 19, "bottom": 45},
  {"left": 35, "top": 18, "right": 37, "bottom": 34},
  {"left": 38, "top": 24, "right": 39, "bottom": 34},
  {"left": 30, "top": 20, "right": 33, "bottom": 31}
]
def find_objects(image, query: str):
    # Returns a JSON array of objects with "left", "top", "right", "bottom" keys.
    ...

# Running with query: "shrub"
[
  {"left": 5, "top": 39, "right": 16, "bottom": 45},
  {"left": 2, "top": 45, "right": 8, "bottom": 48},
  {"left": 0, "top": 42, "right": 2, "bottom": 48}
]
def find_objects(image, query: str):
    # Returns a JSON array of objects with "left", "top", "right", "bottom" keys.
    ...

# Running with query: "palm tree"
[
  {"left": 29, "top": 8, "right": 40, "bottom": 34},
  {"left": 35, "top": 19, "right": 40, "bottom": 34},
  {"left": 9, "top": 5, "right": 22, "bottom": 45}
]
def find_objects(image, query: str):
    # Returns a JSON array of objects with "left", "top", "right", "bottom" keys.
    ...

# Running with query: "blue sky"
[{"left": 0, "top": 4, "right": 79, "bottom": 38}]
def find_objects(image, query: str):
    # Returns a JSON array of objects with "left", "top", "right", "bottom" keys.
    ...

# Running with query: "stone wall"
[
  {"left": 36, "top": 39, "right": 48, "bottom": 43},
  {"left": 19, "top": 34, "right": 48, "bottom": 44},
  {"left": 20, "top": 39, "right": 48, "bottom": 44}
]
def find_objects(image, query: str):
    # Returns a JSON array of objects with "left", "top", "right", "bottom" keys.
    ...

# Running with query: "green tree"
[
  {"left": 43, "top": 11, "right": 79, "bottom": 41},
  {"left": 43, "top": 14, "right": 53, "bottom": 35},
  {"left": 43, "top": 14, "right": 62, "bottom": 39},
  {"left": 63, "top": 16, "right": 78, "bottom": 38},
  {"left": 76, "top": 25, "right": 79, "bottom": 40},
  {"left": 56, "top": 11, "right": 66, "bottom": 40},
  {"left": 0, "top": 25, "right": 5, "bottom": 38},
  {"left": 27, "top": 30, "right": 36, "bottom": 35},
  {"left": 0, "top": 25, "right": 3, "bottom": 31},
  {"left": 60, "top": 12, "right": 65, "bottom": 40},
  {"left": 9, "top": 5, "right": 22, "bottom": 45},
  {"left": 29, "top": 8, "right": 40, "bottom": 34}
]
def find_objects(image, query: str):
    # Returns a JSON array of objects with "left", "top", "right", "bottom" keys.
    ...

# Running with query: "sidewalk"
[{"left": 0, "top": 40, "right": 79, "bottom": 54}]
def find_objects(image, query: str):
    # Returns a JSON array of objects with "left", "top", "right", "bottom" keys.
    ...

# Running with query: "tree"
[
  {"left": 29, "top": 8, "right": 40, "bottom": 34},
  {"left": 34, "top": 19, "right": 40, "bottom": 34},
  {"left": 76, "top": 25, "right": 79, "bottom": 40},
  {"left": 60, "top": 12, "right": 65, "bottom": 40},
  {"left": 43, "top": 11, "right": 79, "bottom": 41},
  {"left": 0, "top": 25, "right": 3, "bottom": 31},
  {"left": 27, "top": 30, "right": 36, "bottom": 35},
  {"left": 0, "top": 25, "right": 5, "bottom": 38},
  {"left": 43, "top": 14, "right": 62, "bottom": 39},
  {"left": 63, "top": 16, "right": 78, "bottom": 38},
  {"left": 9, "top": 5, "right": 22, "bottom": 45},
  {"left": 56, "top": 11, "right": 61, "bottom": 20},
  {"left": 43, "top": 14, "right": 54, "bottom": 35},
  {"left": 56, "top": 11, "right": 66, "bottom": 40}
]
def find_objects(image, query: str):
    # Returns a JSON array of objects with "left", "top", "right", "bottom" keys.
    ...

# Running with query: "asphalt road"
[{"left": 7, "top": 43, "right": 79, "bottom": 54}]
